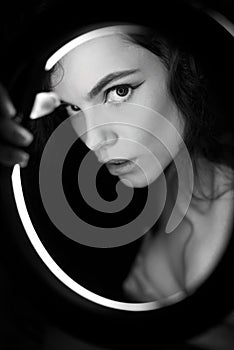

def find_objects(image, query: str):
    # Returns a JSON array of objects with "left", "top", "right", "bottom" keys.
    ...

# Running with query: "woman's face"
[{"left": 52, "top": 33, "right": 184, "bottom": 187}]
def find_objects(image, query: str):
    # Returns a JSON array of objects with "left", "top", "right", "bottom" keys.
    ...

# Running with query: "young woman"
[{"left": 1, "top": 24, "right": 234, "bottom": 304}]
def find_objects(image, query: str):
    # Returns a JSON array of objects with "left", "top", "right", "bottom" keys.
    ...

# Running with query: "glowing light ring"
[
  {"left": 11, "top": 164, "right": 186, "bottom": 310},
  {"left": 45, "top": 25, "right": 149, "bottom": 71}
]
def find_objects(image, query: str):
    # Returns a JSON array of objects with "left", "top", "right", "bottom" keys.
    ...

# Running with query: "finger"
[
  {"left": 0, "top": 83, "right": 16, "bottom": 118},
  {"left": 0, "top": 144, "right": 29, "bottom": 168},
  {"left": 0, "top": 119, "right": 33, "bottom": 147}
]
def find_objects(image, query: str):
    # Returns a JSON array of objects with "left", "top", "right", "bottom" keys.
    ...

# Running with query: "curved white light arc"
[
  {"left": 11, "top": 164, "right": 165, "bottom": 311},
  {"left": 206, "top": 9, "right": 234, "bottom": 37},
  {"left": 45, "top": 25, "right": 148, "bottom": 71}
]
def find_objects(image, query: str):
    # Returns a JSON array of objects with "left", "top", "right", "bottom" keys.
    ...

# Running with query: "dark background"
[{"left": 1, "top": 1, "right": 234, "bottom": 349}]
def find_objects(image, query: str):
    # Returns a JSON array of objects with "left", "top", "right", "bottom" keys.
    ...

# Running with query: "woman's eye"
[
  {"left": 70, "top": 104, "right": 80, "bottom": 111},
  {"left": 115, "top": 86, "right": 130, "bottom": 97},
  {"left": 66, "top": 104, "right": 80, "bottom": 115},
  {"left": 105, "top": 85, "right": 132, "bottom": 103}
]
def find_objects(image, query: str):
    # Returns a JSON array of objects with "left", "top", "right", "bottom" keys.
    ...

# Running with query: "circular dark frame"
[{"left": 1, "top": 1, "right": 234, "bottom": 349}]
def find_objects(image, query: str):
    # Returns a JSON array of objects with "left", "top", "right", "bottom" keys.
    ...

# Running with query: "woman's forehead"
[
  {"left": 51, "top": 35, "right": 143, "bottom": 102},
  {"left": 45, "top": 24, "right": 149, "bottom": 71},
  {"left": 61, "top": 34, "right": 138, "bottom": 69},
  {"left": 50, "top": 29, "right": 166, "bottom": 104}
]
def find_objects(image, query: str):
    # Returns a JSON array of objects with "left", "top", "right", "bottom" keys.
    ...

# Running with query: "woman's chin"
[
  {"left": 119, "top": 169, "right": 163, "bottom": 188},
  {"left": 119, "top": 175, "right": 152, "bottom": 188},
  {"left": 119, "top": 178, "right": 135, "bottom": 188}
]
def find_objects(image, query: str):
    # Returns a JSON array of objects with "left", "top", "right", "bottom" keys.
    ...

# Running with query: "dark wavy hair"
[
  {"left": 125, "top": 30, "right": 234, "bottom": 199},
  {"left": 27, "top": 28, "right": 234, "bottom": 200}
]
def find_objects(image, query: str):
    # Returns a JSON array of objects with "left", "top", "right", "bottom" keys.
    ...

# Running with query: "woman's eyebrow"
[{"left": 87, "top": 69, "right": 140, "bottom": 100}]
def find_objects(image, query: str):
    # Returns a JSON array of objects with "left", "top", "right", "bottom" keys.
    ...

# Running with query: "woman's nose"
[
  {"left": 71, "top": 109, "right": 118, "bottom": 151},
  {"left": 85, "top": 127, "right": 118, "bottom": 151}
]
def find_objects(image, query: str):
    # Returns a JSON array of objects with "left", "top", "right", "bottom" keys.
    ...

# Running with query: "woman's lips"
[
  {"left": 106, "top": 158, "right": 130, "bottom": 164},
  {"left": 105, "top": 158, "right": 137, "bottom": 175}
]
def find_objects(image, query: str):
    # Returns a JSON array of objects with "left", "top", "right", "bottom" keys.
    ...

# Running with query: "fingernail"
[
  {"left": 0, "top": 84, "right": 16, "bottom": 117},
  {"left": 16, "top": 128, "right": 34, "bottom": 145},
  {"left": 6, "top": 100, "right": 16, "bottom": 117},
  {"left": 19, "top": 153, "right": 29, "bottom": 167}
]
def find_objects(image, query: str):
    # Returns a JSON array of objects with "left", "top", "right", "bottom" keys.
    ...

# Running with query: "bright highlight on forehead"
[{"left": 45, "top": 25, "right": 149, "bottom": 71}]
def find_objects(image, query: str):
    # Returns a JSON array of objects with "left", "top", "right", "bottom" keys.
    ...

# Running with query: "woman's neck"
[{"left": 158, "top": 151, "right": 217, "bottom": 232}]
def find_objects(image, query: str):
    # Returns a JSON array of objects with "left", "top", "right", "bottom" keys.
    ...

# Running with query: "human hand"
[
  {"left": 0, "top": 84, "right": 61, "bottom": 168},
  {"left": 0, "top": 83, "right": 33, "bottom": 168}
]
